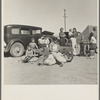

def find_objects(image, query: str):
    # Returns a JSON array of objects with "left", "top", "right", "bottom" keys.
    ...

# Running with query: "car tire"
[
  {"left": 10, "top": 42, "right": 24, "bottom": 57},
  {"left": 65, "top": 51, "right": 74, "bottom": 62},
  {"left": 47, "top": 37, "right": 53, "bottom": 43}
]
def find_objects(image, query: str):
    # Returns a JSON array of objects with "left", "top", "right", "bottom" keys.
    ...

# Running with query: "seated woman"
[
  {"left": 38, "top": 35, "right": 50, "bottom": 48},
  {"left": 49, "top": 37, "right": 67, "bottom": 67},
  {"left": 37, "top": 44, "right": 50, "bottom": 65},
  {"left": 38, "top": 36, "right": 44, "bottom": 48}
]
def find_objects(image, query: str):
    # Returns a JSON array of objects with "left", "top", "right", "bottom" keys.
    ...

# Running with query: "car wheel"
[
  {"left": 47, "top": 37, "right": 53, "bottom": 43},
  {"left": 10, "top": 42, "right": 24, "bottom": 57},
  {"left": 65, "top": 51, "right": 74, "bottom": 62}
]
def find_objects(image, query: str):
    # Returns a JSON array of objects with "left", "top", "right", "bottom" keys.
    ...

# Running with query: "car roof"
[{"left": 4, "top": 24, "right": 42, "bottom": 30}]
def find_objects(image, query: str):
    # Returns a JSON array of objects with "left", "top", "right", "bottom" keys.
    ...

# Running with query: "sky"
[{"left": 3, "top": 0, "right": 97, "bottom": 36}]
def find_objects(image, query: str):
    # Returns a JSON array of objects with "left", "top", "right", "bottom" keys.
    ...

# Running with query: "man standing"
[
  {"left": 69, "top": 28, "right": 78, "bottom": 55},
  {"left": 72, "top": 28, "right": 78, "bottom": 55},
  {"left": 59, "top": 27, "right": 66, "bottom": 46}
]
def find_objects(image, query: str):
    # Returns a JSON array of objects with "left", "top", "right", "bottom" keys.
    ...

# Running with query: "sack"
[
  {"left": 52, "top": 52, "right": 66, "bottom": 63},
  {"left": 44, "top": 54, "right": 56, "bottom": 65}
]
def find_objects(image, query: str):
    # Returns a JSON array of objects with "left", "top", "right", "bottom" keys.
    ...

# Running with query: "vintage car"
[{"left": 4, "top": 24, "right": 55, "bottom": 57}]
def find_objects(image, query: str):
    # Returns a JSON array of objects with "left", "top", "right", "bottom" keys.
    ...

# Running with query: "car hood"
[{"left": 42, "top": 31, "right": 54, "bottom": 35}]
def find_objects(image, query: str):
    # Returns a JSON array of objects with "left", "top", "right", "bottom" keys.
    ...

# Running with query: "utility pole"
[{"left": 63, "top": 9, "right": 67, "bottom": 32}]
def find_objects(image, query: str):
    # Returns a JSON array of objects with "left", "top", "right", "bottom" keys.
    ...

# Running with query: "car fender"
[{"left": 4, "top": 39, "right": 25, "bottom": 52}]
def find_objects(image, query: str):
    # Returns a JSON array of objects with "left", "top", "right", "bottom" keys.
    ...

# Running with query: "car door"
[
  {"left": 6, "top": 27, "right": 21, "bottom": 43},
  {"left": 31, "top": 29, "right": 43, "bottom": 45},
  {"left": 20, "top": 27, "right": 32, "bottom": 49}
]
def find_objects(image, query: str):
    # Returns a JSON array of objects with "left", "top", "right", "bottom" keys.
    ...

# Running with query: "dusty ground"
[{"left": 4, "top": 54, "right": 98, "bottom": 85}]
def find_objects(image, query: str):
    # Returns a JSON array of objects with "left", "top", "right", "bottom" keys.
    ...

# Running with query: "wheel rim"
[
  {"left": 10, "top": 43, "right": 24, "bottom": 57},
  {"left": 66, "top": 52, "right": 73, "bottom": 61},
  {"left": 13, "top": 46, "right": 22, "bottom": 55}
]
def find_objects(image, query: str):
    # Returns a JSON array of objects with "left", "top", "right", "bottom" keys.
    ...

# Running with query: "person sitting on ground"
[
  {"left": 22, "top": 45, "right": 34, "bottom": 63},
  {"left": 38, "top": 35, "right": 50, "bottom": 48},
  {"left": 37, "top": 44, "right": 50, "bottom": 65},
  {"left": 29, "top": 38, "right": 38, "bottom": 56},
  {"left": 50, "top": 37, "right": 67, "bottom": 67},
  {"left": 42, "top": 35, "right": 50, "bottom": 47},
  {"left": 38, "top": 36, "right": 44, "bottom": 48}
]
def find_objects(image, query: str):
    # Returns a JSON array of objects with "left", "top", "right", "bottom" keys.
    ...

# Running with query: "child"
[
  {"left": 89, "top": 32, "right": 97, "bottom": 59},
  {"left": 29, "top": 38, "right": 38, "bottom": 56},
  {"left": 22, "top": 45, "right": 33, "bottom": 63}
]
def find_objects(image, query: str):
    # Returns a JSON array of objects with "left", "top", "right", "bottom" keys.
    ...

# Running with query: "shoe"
[
  {"left": 38, "top": 63, "right": 43, "bottom": 66},
  {"left": 38, "top": 63, "right": 41, "bottom": 65},
  {"left": 73, "top": 53, "right": 76, "bottom": 56},
  {"left": 90, "top": 56, "right": 95, "bottom": 59},
  {"left": 59, "top": 63, "right": 63, "bottom": 67}
]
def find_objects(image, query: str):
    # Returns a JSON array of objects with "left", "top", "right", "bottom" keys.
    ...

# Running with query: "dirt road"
[{"left": 4, "top": 55, "right": 97, "bottom": 84}]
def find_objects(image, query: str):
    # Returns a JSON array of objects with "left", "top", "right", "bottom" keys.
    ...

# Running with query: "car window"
[
  {"left": 11, "top": 28, "right": 20, "bottom": 34},
  {"left": 32, "top": 30, "right": 41, "bottom": 34},
  {"left": 21, "top": 29, "right": 30, "bottom": 35}
]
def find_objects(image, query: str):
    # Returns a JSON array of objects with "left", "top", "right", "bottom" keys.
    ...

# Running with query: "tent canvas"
[{"left": 77, "top": 25, "right": 97, "bottom": 43}]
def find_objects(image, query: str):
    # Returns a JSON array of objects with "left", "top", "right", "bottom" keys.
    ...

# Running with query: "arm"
[
  {"left": 35, "top": 43, "right": 38, "bottom": 49},
  {"left": 47, "top": 38, "right": 50, "bottom": 44},
  {"left": 25, "top": 50, "right": 28, "bottom": 57},
  {"left": 69, "top": 34, "right": 74, "bottom": 38},
  {"left": 69, "top": 32, "right": 78, "bottom": 38},
  {"left": 49, "top": 43, "right": 53, "bottom": 51},
  {"left": 59, "top": 32, "right": 66, "bottom": 38},
  {"left": 90, "top": 36, "right": 96, "bottom": 43}
]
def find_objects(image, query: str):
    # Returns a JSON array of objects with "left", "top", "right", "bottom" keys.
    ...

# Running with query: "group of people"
[
  {"left": 22, "top": 33, "right": 68, "bottom": 67},
  {"left": 22, "top": 27, "right": 97, "bottom": 66},
  {"left": 59, "top": 27, "right": 78, "bottom": 55},
  {"left": 59, "top": 27, "right": 97, "bottom": 58}
]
